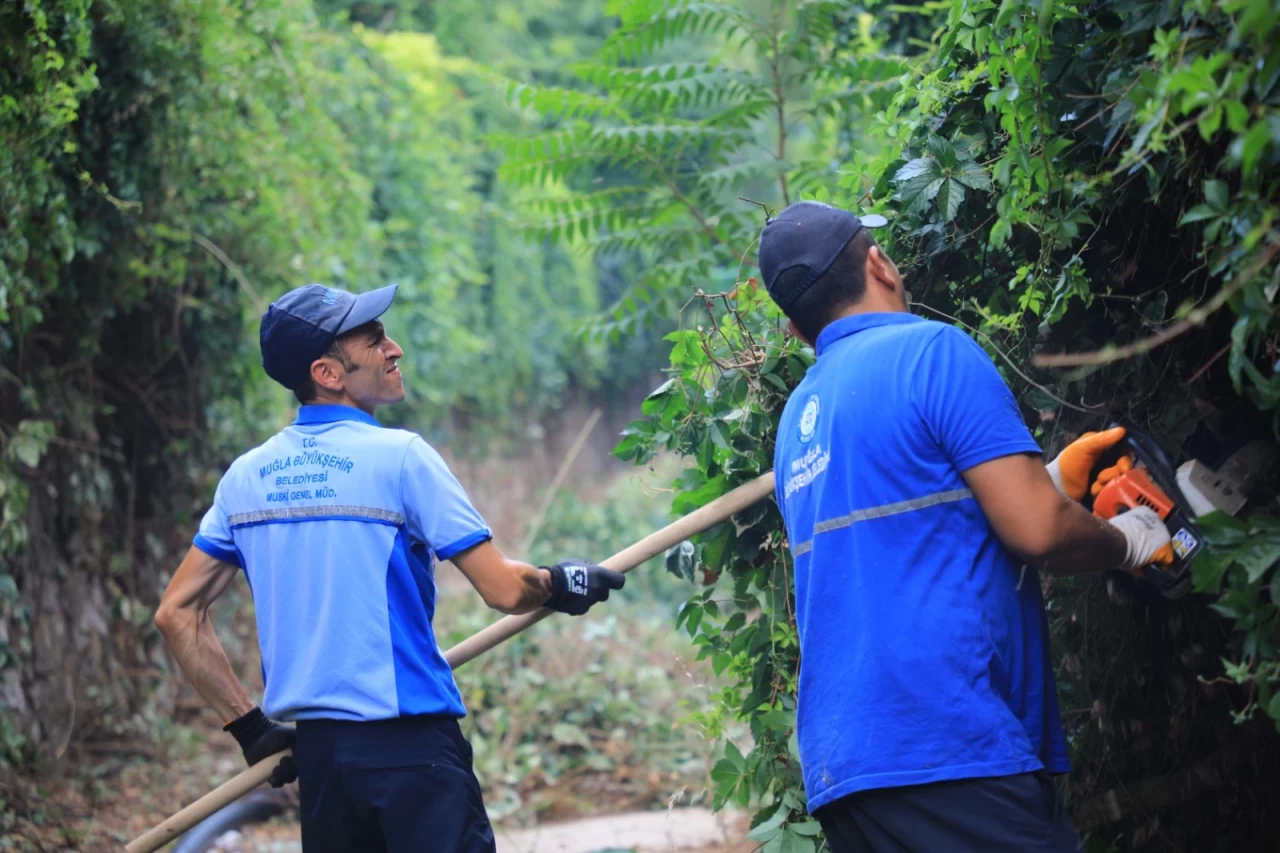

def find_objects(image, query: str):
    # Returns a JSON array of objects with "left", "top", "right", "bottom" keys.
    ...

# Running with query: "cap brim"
[{"left": 337, "top": 283, "right": 398, "bottom": 335}]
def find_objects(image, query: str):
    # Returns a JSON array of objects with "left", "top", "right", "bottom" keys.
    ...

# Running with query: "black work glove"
[
  {"left": 541, "top": 559, "right": 626, "bottom": 616},
  {"left": 224, "top": 706, "right": 297, "bottom": 788}
]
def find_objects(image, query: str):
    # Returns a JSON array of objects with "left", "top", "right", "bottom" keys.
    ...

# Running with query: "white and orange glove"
[
  {"left": 1107, "top": 506, "right": 1175, "bottom": 572},
  {"left": 1046, "top": 426, "right": 1129, "bottom": 502}
]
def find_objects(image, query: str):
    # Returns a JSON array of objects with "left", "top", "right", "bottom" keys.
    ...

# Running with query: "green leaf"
[
  {"left": 1200, "top": 511, "right": 1252, "bottom": 546},
  {"left": 996, "top": 0, "right": 1022, "bottom": 26},
  {"left": 725, "top": 739, "right": 745, "bottom": 769},
  {"left": 779, "top": 831, "right": 817, "bottom": 853},
  {"left": 686, "top": 603, "right": 704, "bottom": 636},
  {"left": 747, "top": 810, "right": 786, "bottom": 841},
  {"left": 1240, "top": 120, "right": 1272, "bottom": 177},
  {"left": 1226, "top": 101, "right": 1250, "bottom": 133},
  {"left": 1234, "top": 536, "right": 1280, "bottom": 584},
  {"left": 937, "top": 178, "right": 966, "bottom": 221},
  {"left": 954, "top": 160, "right": 993, "bottom": 191},
  {"left": 711, "top": 421, "right": 732, "bottom": 452},
  {"left": 764, "top": 373, "right": 789, "bottom": 392},
  {"left": 897, "top": 176, "right": 945, "bottom": 213},
  {"left": 756, "top": 709, "right": 794, "bottom": 731},
  {"left": 790, "top": 821, "right": 823, "bottom": 836},
  {"left": 9, "top": 437, "right": 41, "bottom": 469},
  {"left": 1038, "top": 0, "right": 1056, "bottom": 37},
  {"left": 1193, "top": 548, "right": 1236, "bottom": 594},
  {"left": 1203, "top": 179, "right": 1229, "bottom": 211},
  {"left": 711, "top": 758, "right": 740, "bottom": 784},
  {"left": 1267, "top": 691, "right": 1280, "bottom": 724},
  {"left": 1211, "top": 601, "right": 1245, "bottom": 620},
  {"left": 1198, "top": 106, "right": 1223, "bottom": 141},
  {"left": 894, "top": 157, "right": 942, "bottom": 183},
  {"left": 926, "top": 136, "right": 959, "bottom": 168},
  {"left": 1179, "top": 204, "right": 1219, "bottom": 226}
]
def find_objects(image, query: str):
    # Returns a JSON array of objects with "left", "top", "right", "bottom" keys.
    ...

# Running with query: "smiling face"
[{"left": 307, "top": 321, "right": 405, "bottom": 414}]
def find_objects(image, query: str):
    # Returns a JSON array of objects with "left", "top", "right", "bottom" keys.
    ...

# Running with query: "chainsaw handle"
[
  {"left": 1087, "top": 423, "right": 1199, "bottom": 521},
  {"left": 1083, "top": 421, "right": 1132, "bottom": 513}
]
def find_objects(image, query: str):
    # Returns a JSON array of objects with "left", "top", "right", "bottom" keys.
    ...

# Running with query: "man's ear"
[
  {"left": 309, "top": 355, "right": 345, "bottom": 394},
  {"left": 787, "top": 318, "right": 813, "bottom": 347},
  {"left": 865, "top": 245, "right": 900, "bottom": 292}
]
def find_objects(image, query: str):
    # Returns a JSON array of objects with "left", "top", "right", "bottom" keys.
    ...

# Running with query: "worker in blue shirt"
[
  {"left": 154, "top": 283, "right": 624, "bottom": 853},
  {"left": 757, "top": 201, "right": 1173, "bottom": 852}
]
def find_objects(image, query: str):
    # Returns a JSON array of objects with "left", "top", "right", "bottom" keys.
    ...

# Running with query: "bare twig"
[
  {"left": 1033, "top": 241, "right": 1279, "bottom": 368},
  {"left": 519, "top": 408, "right": 604, "bottom": 556},
  {"left": 193, "top": 234, "right": 265, "bottom": 315},
  {"left": 48, "top": 437, "right": 126, "bottom": 463},
  {"left": 912, "top": 303, "right": 1105, "bottom": 413},
  {"left": 768, "top": 7, "right": 790, "bottom": 206},
  {"left": 1188, "top": 341, "right": 1232, "bottom": 384}
]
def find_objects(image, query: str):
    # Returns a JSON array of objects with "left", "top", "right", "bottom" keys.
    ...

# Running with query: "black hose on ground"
[{"left": 170, "top": 790, "right": 291, "bottom": 853}]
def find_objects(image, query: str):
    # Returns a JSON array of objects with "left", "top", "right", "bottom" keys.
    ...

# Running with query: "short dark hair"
[
  {"left": 776, "top": 228, "right": 878, "bottom": 341},
  {"left": 293, "top": 335, "right": 356, "bottom": 404}
]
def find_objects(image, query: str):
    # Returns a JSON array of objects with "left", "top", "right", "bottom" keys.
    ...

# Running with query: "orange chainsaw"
[{"left": 1086, "top": 424, "right": 1203, "bottom": 600}]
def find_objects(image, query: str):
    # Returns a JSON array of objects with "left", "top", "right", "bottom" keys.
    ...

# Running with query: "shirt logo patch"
[{"left": 798, "top": 394, "right": 820, "bottom": 444}]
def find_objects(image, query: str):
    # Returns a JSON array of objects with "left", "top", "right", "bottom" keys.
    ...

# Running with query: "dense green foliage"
[
  {"left": 0, "top": 0, "right": 650, "bottom": 769},
  {"left": 507, "top": 0, "right": 1280, "bottom": 849}
]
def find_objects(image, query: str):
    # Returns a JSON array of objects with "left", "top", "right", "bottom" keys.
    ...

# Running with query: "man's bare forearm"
[
  {"left": 495, "top": 561, "right": 554, "bottom": 614},
  {"left": 157, "top": 607, "right": 255, "bottom": 723},
  {"left": 450, "top": 540, "right": 553, "bottom": 614},
  {"left": 1034, "top": 497, "right": 1129, "bottom": 577}
]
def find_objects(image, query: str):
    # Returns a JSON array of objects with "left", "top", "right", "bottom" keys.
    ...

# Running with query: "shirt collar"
[
  {"left": 294, "top": 404, "right": 381, "bottom": 427},
  {"left": 814, "top": 312, "right": 924, "bottom": 357}
]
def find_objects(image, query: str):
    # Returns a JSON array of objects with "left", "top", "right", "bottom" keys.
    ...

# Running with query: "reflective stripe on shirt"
[{"left": 792, "top": 488, "right": 973, "bottom": 555}]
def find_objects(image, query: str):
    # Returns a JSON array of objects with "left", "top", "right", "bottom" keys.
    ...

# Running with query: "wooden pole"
[
  {"left": 124, "top": 756, "right": 283, "bottom": 853},
  {"left": 125, "top": 472, "right": 776, "bottom": 853}
]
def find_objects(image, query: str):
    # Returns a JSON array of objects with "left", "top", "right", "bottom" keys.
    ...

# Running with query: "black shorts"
[
  {"left": 294, "top": 715, "right": 495, "bottom": 853},
  {"left": 814, "top": 771, "right": 1081, "bottom": 853}
]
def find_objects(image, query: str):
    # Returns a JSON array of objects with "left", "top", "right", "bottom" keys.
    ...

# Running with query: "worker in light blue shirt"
[
  {"left": 757, "top": 201, "right": 1173, "bottom": 852},
  {"left": 155, "top": 283, "right": 623, "bottom": 853}
]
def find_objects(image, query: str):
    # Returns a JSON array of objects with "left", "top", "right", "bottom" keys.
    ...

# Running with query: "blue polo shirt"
[
  {"left": 193, "top": 404, "right": 492, "bottom": 722},
  {"left": 774, "top": 313, "right": 1069, "bottom": 812}
]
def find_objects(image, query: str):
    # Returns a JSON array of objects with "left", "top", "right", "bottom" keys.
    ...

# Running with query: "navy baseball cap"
[
  {"left": 259, "top": 283, "right": 398, "bottom": 389},
  {"left": 758, "top": 201, "right": 887, "bottom": 313}
]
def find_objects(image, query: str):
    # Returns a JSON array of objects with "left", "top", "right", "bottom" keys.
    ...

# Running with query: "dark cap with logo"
[
  {"left": 259, "top": 283, "right": 398, "bottom": 389},
  {"left": 757, "top": 201, "right": 886, "bottom": 313}
]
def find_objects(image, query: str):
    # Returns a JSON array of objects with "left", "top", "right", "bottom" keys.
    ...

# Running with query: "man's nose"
[{"left": 384, "top": 337, "right": 404, "bottom": 359}]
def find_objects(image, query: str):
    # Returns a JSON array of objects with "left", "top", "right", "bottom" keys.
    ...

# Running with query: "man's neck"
[
  {"left": 307, "top": 395, "right": 376, "bottom": 417},
  {"left": 831, "top": 293, "right": 910, "bottom": 321}
]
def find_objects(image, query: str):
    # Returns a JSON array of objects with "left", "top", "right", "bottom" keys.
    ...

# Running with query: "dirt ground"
[
  {"left": 204, "top": 807, "right": 754, "bottom": 853},
  {"left": 0, "top": 700, "right": 750, "bottom": 853}
]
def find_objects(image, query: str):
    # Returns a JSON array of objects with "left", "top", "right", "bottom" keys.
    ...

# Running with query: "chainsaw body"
[{"left": 1087, "top": 425, "right": 1202, "bottom": 600}]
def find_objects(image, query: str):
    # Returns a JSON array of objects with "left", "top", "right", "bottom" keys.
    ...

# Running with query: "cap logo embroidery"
[{"left": 321, "top": 288, "right": 340, "bottom": 306}]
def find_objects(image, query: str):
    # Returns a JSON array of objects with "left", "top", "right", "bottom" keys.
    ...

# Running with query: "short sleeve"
[
  {"left": 193, "top": 478, "right": 242, "bottom": 567},
  {"left": 400, "top": 438, "right": 493, "bottom": 559},
  {"left": 914, "top": 325, "right": 1043, "bottom": 472}
]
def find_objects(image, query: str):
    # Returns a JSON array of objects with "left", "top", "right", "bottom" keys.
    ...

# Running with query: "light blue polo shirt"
[
  {"left": 774, "top": 313, "right": 1069, "bottom": 813},
  {"left": 193, "top": 404, "right": 491, "bottom": 722}
]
